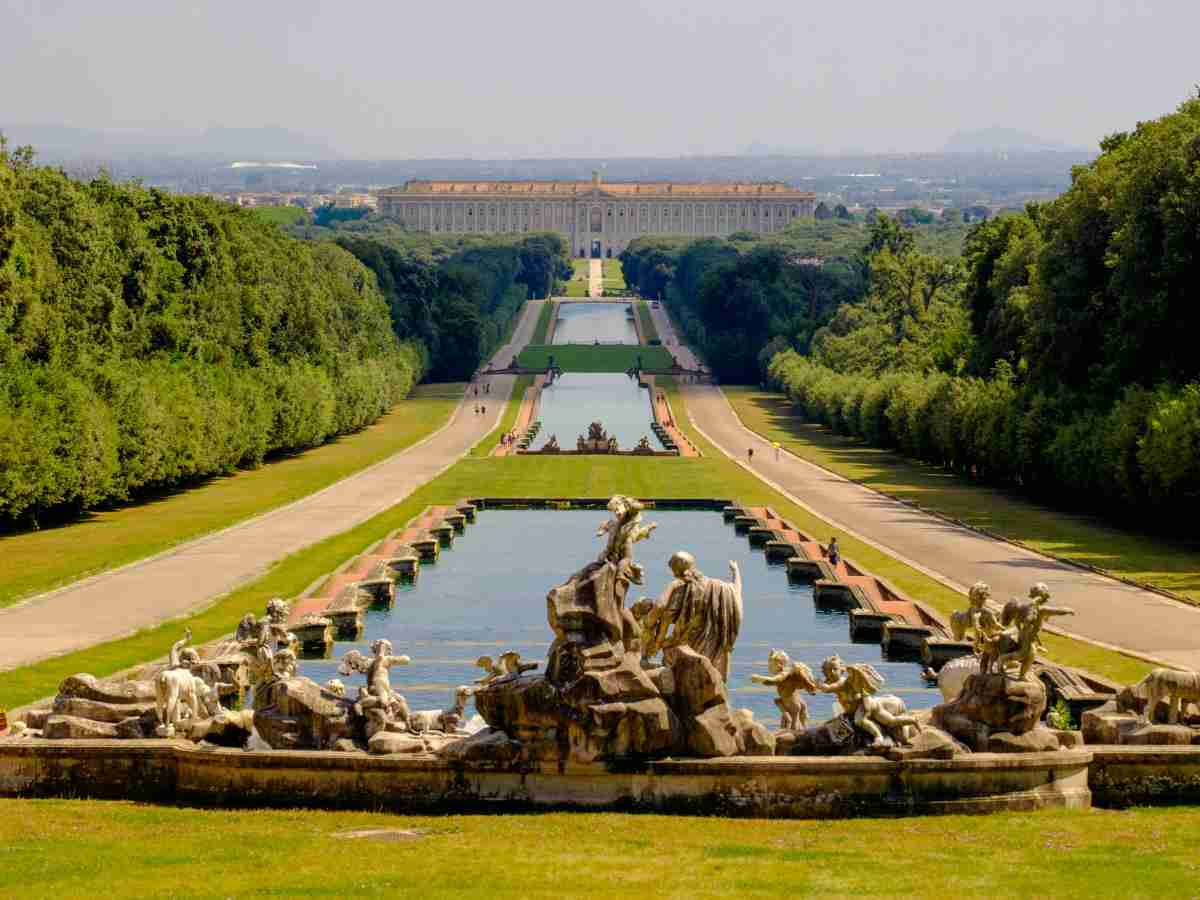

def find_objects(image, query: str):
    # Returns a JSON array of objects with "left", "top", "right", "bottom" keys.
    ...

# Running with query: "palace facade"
[{"left": 375, "top": 172, "right": 817, "bottom": 258}]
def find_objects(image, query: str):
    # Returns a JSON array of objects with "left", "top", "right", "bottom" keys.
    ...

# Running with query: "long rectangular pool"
[
  {"left": 552, "top": 302, "right": 637, "bottom": 345},
  {"left": 533, "top": 373, "right": 660, "bottom": 450},
  {"left": 297, "top": 509, "right": 937, "bottom": 726}
]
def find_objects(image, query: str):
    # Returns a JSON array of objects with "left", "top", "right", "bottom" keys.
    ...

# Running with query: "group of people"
[
  {"left": 499, "top": 431, "right": 518, "bottom": 447},
  {"left": 472, "top": 382, "right": 490, "bottom": 396},
  {"left": 473, "top": 404, "right": 487, "bottom": 416}
]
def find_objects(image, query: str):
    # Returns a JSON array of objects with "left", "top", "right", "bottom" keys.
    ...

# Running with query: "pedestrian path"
[
  {"left": 645, "top": 304, "right": 1200, "bottom": 670},
  {"left": 588, "top": 259, "right": 602, "bottom": 297},
  {"left": 0, "top": 302, "right": 545, "bottom": 671}
]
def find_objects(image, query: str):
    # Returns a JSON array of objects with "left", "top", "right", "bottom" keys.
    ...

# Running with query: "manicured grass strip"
[
  {"left": 723, "top": 386, "right": 1200, "bottom": 603},
  {"left": 601, "top": 258, "right": 626, "bottom": 290},
  {"left": 0, "top": 385, "right": 463, "bottom": 609},
  {"left": 0, "top": 380, "right": 1153, "bottom": 708},
  {"left": 531, "top": 301, "right": 556, "bottom": 344},
  {"left": 563, "top": 280, "right": 588, "bottom": 297},
  {"left": 519, "top": 344, "right": 674, "bottom": 373},
  {"left": 636, "top": 301, "right": 659, "bottom": 342},
  {"left": 4, "top": 801, "right": 1200, "bottom": 898},
  {"left": 571, "top": 258, "right": 590, "bottom": 279}
]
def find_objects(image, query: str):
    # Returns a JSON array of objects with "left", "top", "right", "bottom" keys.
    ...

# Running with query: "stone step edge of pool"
[{"left": 0, "top": 738, "right": 1104, "bottom": 818}]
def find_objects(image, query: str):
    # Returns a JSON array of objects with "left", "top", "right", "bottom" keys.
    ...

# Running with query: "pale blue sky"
[{"left": 1, "top": 0, "right": 1195, "bottom": 156}]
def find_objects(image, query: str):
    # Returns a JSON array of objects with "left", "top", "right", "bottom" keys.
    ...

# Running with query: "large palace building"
[{"left": 376, "top": 172, "right": 817, "bottom": 258}]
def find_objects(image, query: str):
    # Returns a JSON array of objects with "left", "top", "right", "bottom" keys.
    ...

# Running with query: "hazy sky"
[{"left": 2, "top": 0, "right": 1196, "bottom": 157}]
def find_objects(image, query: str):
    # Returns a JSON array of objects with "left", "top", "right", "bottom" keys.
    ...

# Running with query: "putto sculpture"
[
  {"left": 750, "top": 650, "right": 816, "bottom": 730},
  {"left": 995, "top": 583, "right": 1074, "bottom": 680},
  {"left": 339, "top": 639, "right": 412, "bottom": 734},
  {"left": 475, "top": 651, "right": 538, "bottom": 686},
  {"left": 816, "top": 655, "right": 921, "bottom": 749}
]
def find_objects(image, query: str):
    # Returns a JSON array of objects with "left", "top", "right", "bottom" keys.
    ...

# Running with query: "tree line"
[
  {"left": 767, "top": 95, "right": 1200, "bottom": 526},
  {"left": 0, "top": 139, "right": 424, "bottom": 524}
]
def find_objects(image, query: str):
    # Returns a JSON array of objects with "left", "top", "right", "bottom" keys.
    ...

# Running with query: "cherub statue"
[
  {"left": 951, "top": 582, "right": 1003, "bottom": 645},
  {"left": 816, "top": 655, "right": 921, "bottom": 749},
  {"left": 596, "top": 495, "right": 656, "bottom": 569},
  {"left": 749, "top": 650, "right": 817, "bottom": 730},
  {"left": 271, "top": 648, "right": 297, "bottom": 680},
  {"left": 474, "top": 650, "right": 538, "bottom": 685},
  {"left": 642, "top": 551, "right": 742, "bottom": 681},
  {"left": 264, "top": 598, "right": 295, "bottom": 648},
  {"left": 996, "top": 583, "right": 1074, "bottom": 680},
  {"left": 339, "top": 639, "right": 411, "bottom": 729}
]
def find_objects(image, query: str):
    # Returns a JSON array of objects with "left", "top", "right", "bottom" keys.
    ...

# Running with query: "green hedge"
[
  {"left": 768, "top": 350, "right": 1200, "bottom": 519},
  {"left": 0, "top": 144, "right": 425, "bottom": 523}
]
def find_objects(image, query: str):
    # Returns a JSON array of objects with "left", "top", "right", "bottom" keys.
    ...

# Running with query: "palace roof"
[{"left": 381, "top": 180, "right": 813, "bottom": 198}]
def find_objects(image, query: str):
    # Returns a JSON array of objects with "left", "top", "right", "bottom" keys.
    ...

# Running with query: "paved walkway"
[
  {"left": 0, "top": 302, "right": 545, "bottom": 671},
  {"left": 588, "top": 259, "right": 602, "bottom": 297},
  {"left": 646, "top": 305, "right": 1200, "bottom": 670}
]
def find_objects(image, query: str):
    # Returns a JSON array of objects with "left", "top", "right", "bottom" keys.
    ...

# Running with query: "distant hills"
[
  {"left": 1, "top": 124, "right": 340, "bottom": 160},
  {"left": 942, "top": 127, "right": 1090, "bottom": 154}
]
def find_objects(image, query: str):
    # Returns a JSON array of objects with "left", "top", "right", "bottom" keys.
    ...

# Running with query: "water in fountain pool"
[
  {"left": 552, "top": 302, "right": 637, "bottom": 344},
  {"left": 533, "top": 373, "right": 661, "bottom": 450},
  {"left": 296, "top": 509, "right": 939, "bottom": 726}
]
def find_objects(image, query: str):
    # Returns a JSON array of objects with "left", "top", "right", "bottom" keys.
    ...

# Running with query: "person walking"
[
  {"left": 827, "top": 537, "right": 841, "bottom": 568},
  {"left": 747, "top": 447, "right": 754, "bottom": 462},
  {"left": 773, "top": 441, "right": 781, "bottom": 461}
]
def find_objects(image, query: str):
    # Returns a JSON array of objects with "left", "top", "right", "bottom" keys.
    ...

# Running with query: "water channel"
[
  {"left": 533, "top": 373, "right": 660, "bottom": 449},
  {"left": 296, "top": 509, "right": 937, "bottom": 725},
  {"left": 552, "top": 302, "right": 637, "bottom": 344}
]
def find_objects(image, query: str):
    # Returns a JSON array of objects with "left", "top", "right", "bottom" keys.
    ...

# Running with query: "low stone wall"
[
  {"left": 1089, "top": 746, "right": 1200, "bottom": 808},
  {"left": 0, "top": 740, "right": 1091, "bottom": 818}
]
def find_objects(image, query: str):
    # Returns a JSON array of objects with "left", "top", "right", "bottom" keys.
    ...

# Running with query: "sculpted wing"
[
  {"left": 337, "top": 649, "right": 371, "bottom": 677},
  {"left": 846, "top": 663, "right": 885, "bottom": 695}
]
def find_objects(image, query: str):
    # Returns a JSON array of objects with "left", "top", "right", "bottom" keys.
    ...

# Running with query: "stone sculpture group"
[{"left": 14, "top": 496, "right": 1200, "bottom": 761}]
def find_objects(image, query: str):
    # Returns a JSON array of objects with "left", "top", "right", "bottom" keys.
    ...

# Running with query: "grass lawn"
[
  {"left": 530, "top": 301, "right": 556, "bottom": 344},
  {"left": 248, "top": 206, "right": 308, "bottom": 227},
  {"left": 724, "top": 386, "right": 1200, "bottom": 602},
  {"left": 518, "top": 344, "right": 674, "bottom": 373},
  {"left": 0, "top": 384, "right": 464, "bottom": 609},
  {"left": 636, "top": 301, "right": 659, "bottom": 342},
  {"left": 4, "top": 799, "right": 1200, "bottom": 898},
  {"left": 0, "top": 379, "right": 1154, "bottom": 711},
  {"left": 563, "top": 279, "right": 588, "bottom": 297},
  {"left": 602, "top": 258, "right": 626, "bottom": 291},
  {"left": 571, "top": 258, "right": 590, "bottom": 279}
]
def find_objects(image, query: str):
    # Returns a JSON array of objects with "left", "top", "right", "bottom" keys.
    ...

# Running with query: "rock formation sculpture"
[
  {"left": 470, "top": 494, "right": 768, "bottom": 762},
  {"left": 750, "top": 650, "right": 816, "bottom": 730},
  {"left": 577, "top": 422, "right": 619, "bottom": 453}
]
